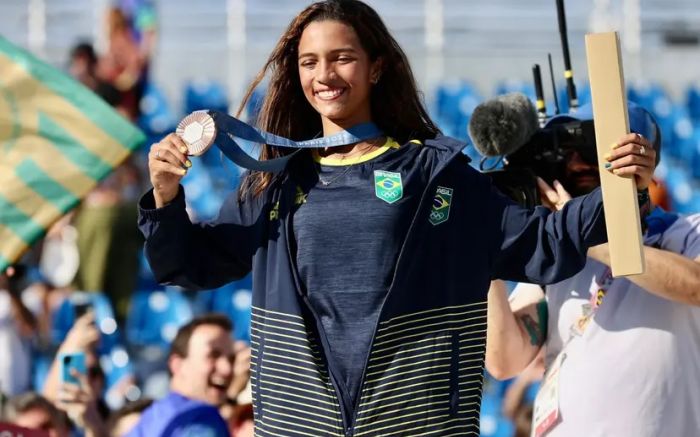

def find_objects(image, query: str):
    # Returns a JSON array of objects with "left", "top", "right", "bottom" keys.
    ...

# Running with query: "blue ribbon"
[{"left": 207, "top": 110, "right": 384, "bottom": 172}]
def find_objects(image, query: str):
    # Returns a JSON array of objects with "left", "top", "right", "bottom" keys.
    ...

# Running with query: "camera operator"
[{"left": 484, "top": 103, "right": 700, "bottom": 436}]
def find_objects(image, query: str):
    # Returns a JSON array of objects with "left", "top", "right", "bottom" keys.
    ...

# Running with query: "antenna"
[
  {"left": 548, "top": 53, "right": 561, "bottom": 115},
  {"left": 556, "top": 0, "right": 579, "bottom": 111},
  {"left": 532, "top": 64, "right": 547, "bottom": 127}
]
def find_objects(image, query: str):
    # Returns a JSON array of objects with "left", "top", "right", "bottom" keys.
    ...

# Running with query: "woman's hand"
[
  {"left": 149, "top": 133, "right": 192, "bottom": 208},
  {"left": 605, "top": 133, "right": 656, "bottom": 191}
]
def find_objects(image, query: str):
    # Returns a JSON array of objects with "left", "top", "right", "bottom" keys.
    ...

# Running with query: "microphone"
[{"left": 467, "top": 92, "right": 539, "bottom": 157}]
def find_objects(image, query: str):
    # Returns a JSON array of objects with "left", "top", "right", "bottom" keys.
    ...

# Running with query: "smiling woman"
[{"left": 138, "top": 1, "right": 656, "bottom": 435}]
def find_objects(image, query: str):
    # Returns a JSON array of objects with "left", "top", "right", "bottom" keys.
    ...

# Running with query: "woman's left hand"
[{"left": 605, "top": 133, "right": 656, "bottom": 190}]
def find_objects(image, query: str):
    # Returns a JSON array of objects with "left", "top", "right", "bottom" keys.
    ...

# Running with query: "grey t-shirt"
[{"left": 518, "top": 213, "right": 700, "bottom": 437}]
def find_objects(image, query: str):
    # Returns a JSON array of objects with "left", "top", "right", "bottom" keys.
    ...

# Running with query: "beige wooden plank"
[{"left": 585, "top": 31, "right": 645, "bottom": 276}]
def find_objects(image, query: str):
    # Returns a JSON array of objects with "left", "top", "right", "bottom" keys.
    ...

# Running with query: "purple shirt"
[{"left": 127, "top": 392, "right": 230, "bottom": 437}]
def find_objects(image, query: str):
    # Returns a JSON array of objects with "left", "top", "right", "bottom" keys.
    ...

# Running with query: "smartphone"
[
  {"left": 71, "top": 292, "right": 93, "bottom": 319},
  {"left": 58, "top": 352, "right": 86, "bottom": 385}
]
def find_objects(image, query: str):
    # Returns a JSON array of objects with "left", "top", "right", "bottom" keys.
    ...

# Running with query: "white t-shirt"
[
  {"left": 0, "top": 290, "right": 31, "bottom": 396},
  {"left": 519, "top": 213, "right": 700, "bottom": 437}
]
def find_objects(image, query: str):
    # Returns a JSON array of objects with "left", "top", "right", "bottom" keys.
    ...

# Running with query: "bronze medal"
[{"left": 176, "top": 111, "right": 217, "bottom": 156}]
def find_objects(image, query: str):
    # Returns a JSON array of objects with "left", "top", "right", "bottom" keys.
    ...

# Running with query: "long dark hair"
[{"left": 237, "top": 0, "right": 440, "bottom": 197}]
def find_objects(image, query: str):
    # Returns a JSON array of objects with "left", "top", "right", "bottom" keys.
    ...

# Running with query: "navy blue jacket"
[{"left": 138, "top": 136, "right": 606, "bottom": 436}]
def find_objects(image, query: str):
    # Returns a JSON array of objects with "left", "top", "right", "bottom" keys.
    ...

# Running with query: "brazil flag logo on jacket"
[
  {"left": 429, "top": 186, "right": 453, "bottom": 225},
  {"left": 374, "top": 170, "right": 403, "bottom": 204}
]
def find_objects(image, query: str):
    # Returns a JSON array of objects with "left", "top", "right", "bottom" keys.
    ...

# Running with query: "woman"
[{"left": 139, "top": 1, "right": 655, "bottom": 435}]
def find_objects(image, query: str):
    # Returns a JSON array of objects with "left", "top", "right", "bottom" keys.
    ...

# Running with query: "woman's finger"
[
  {"left": 606, "top": 142, "right": 655, "bottom": 162},
  {"left": 151, "top": 135, "right": 190, "bottom": 167},
  {"left": 152, "top": 158, "right": 188, "bottom": 178},
  {"left": 605, "top": 153, "right": 652, "bottom": 170},
  {"left": 613, "top": 132, "right": 653, "bottom": 149},
  {"left": 610, "top": 164, "right": 648, "bottom": 177}
]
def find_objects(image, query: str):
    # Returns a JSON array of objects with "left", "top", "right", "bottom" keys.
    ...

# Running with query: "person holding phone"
[
  {"left": 41, "top": 312, "right": 107, "bottom": 436},
  {"left": 138, "top": 1, "right": 654, "bottom": 434}
]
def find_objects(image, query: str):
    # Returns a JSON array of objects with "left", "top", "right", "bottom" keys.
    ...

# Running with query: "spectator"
[
  {"left": 97, "top": 7, "right": 150, "bottom": 121},
  {"left": 67, "top": 41, "right": 144, "bottom": 321},
  {"left": 68, "top": 43, "right": 120, "bottom": 108},
  {"left": 3, "top": 392, "right": 70, "bottom": 437},
  {"left": 0, "top": 266, "right": 34, "bottom": 397},
  {"left": 107, "top": 398, "right": 153, "bottom": 437},
  {"left": 220, "top": 341, "right": 253, "bottom": 437},
  {"left": 42, "top": 312, "right": 109, "bottom": 436},
  {"left": 126, "top": 314, "right": 233, "bottom": 437}
]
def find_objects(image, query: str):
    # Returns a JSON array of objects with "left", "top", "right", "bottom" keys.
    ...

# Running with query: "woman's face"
[{"left": 298, "top": 20, "right": 380, "bottom": 132}]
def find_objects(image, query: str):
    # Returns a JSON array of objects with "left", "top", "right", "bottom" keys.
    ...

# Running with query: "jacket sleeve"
[
  {"left": 137, "top": 186, "right": 265, "bottom": 290},
  {"left": 488, "top": 180, "right": 608, "bottom": 284}
]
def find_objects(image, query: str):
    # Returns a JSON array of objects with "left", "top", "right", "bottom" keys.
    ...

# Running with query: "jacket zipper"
[
  {"left": 346, "top": 148, "right": 462, "bottom": 435},
  {"left": 280, "top": 144, "right": 463, "bottom": 435},
  {"left": 281, "top": 184, "right": 353, "bottom": 435}
]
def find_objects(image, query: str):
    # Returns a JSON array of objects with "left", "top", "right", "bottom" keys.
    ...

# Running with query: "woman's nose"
[{"left": 316, "top": 60, "right": 336, "bottom": 83}]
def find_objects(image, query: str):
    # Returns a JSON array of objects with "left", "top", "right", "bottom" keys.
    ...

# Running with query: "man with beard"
[
  {"left": 127, "top": 314, "right": 234, "bottom": 437},
  {"left": 485, "top": 103, "right": 700, "bottom": 437}
]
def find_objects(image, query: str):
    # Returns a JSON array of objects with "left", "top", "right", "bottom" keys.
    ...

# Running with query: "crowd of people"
[{"left": 2, "top": 0, "right": 700, "bottom": 436}]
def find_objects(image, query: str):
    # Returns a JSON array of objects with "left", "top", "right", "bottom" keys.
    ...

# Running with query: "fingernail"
[
  {"left": 180, "top": 146, "right": 188, "bottom": 154},
  {"left": 611, "top": 143, "right": 619, "bottom": 150},
  {"left": 612, "top": 169, "right": 620, "bottom": 175},
  {"left": 604, "top": 163, "right": 612, "bottom": 169},
  {"left": 180, "top": 169, "right": 187, "bottom": 175},
  {"left": 185, "top": 160, "right": 192, "bottom": 168},
  {"left": 604, "top": 153, "right": 612, "bottom": 161}
]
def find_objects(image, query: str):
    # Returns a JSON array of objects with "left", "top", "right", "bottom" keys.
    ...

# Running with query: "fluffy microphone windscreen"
[{"left": 468, "top": 92, "right": 539, "bottom": 157}]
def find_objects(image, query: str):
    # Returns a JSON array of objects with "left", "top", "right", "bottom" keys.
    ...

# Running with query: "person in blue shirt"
[
  {"left": 127, "top": 314, "right": 234, "bottom": 437},
  {"left": 138, "top": 1, "right": 656, "bottom": 435}
]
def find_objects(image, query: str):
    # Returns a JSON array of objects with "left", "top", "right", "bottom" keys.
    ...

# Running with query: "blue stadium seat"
[
  {"left": 125, "top": 288, "right": 193, "bottom": 348},
  {"left": 137, "top": 83, "right": 177, "bottom": 136},
  {"left": 434, "top": 80, "right": 481, "bottom": 140},
  {"left": 480, "top": 392, "right": 514, "bottom": 437},
  {"left": 689, "top": 127, "right": 700, "bottom": 180},
  {"left": 664, "top": 164, "right": 695, "bottom": 212},
  {"left": 51, "top": 291, "right": 119, "bottom": 354},
  {"left": 628, "top": 80, "right": 668, "bottom": 111},
  {"left": 193, "top": 275, "right": 253, "bottom": 344},
  {"left": 685, "top": 84, "right": 700, "bottom": 123},
  {"left": 183, "top": 79, "right": 229, "bottom": 115}
]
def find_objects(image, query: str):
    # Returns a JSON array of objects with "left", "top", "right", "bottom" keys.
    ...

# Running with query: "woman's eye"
[
  {"left": 300, "top": 60, "right": 316, "bottom": 68},
  {"left": 337, "top": 57, "right": 353, "bottom": 63}
]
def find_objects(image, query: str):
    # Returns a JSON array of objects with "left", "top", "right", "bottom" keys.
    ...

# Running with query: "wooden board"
[{"left": 585, "top": 32, "right": 645, "bottom": 276}]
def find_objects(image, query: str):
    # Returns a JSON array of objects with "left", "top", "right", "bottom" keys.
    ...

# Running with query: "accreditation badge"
[{"left": 532, "top": 352, "right": 566, "bottom": 437}]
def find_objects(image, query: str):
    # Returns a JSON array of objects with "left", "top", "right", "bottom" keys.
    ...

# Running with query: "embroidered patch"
[
  {"left": 374, "top": 170, "right": 403, "bottom": 204},
  {"left": 429, "top": 186, "right": 453, "bottom": 225}
]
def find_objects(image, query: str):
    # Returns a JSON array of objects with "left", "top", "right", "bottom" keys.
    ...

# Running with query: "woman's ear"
[{"left": 370, "top": 58, "right": 383, "bottom": 84}]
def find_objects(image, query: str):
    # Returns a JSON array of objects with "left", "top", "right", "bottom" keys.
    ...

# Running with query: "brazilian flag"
[{"left": 0, "top": 36, "right": 145, "bottom": 272}]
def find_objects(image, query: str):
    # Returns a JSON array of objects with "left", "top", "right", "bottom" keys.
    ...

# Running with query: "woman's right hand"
[{"left": 149, "top": 133, "right": 192, "bottom": 208}]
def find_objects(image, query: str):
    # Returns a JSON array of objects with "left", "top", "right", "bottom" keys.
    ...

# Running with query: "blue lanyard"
[{"left": 208, "top": 110, "right": 384, "bottom": 172}]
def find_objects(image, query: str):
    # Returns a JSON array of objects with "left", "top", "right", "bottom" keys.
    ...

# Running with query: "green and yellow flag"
[{"left": 0, "top": 36, "right": 145, "bottom": 272}]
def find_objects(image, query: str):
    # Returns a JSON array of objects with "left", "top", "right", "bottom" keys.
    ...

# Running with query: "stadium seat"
[
  {"left": 193, "top": 275, "right": 253, "bottom": 344},
  {"left": 137, "top": 82, "right": 177, "bottom": 136},
  {"left": 125, "top": 288, "right": 193, "bottom": 348},
  {"left": 183, "top": 79, "right": 229, "bottom": 115},
  {"left": 684, "top": 84, "right": 700, "bottom": 123},
  {"left": 51, "top": 291, "right": 119, "bottom": 354}
]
